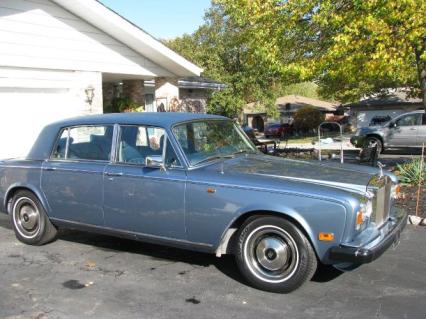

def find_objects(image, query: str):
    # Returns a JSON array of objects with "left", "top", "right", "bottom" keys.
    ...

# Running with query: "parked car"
[
  {"left": 351, "top": 110, "right": 426, "bottom": 153},
  {"left": 264, "top": 123, "right": 292, "bottom": 138},
  {"left": 0, "top": 113, "right": 406, "bottom": 293}
]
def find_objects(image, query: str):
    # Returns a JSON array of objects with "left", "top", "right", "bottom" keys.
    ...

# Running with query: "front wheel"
[
  {"left": 365, "top": 136, "right": 383, "bottom": 154},
  {"left": 10, "top": 190, "right": 57, "bottom": 245},
  {"left": 235, "top": 216, "right": 317, "bottom": 293}
]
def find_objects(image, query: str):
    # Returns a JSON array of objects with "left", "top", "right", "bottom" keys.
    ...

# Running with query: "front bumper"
[{"left": 328, "top": 211, "right": 407, "bottom": 264}]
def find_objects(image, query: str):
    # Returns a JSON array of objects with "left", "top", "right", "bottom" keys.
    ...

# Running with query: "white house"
[
  {"left": 347, "top": 89, "right": 423, "bottom": 129},
  {"left": 0, "top": 0, "right": 202, "bottom": 159}
]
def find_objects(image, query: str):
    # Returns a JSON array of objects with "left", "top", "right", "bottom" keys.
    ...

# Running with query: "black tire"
[
  {"left": 10, "top": 190, "right": 57, "bottom": 245},
  {"left": 365, "top": 136, "right": 383, "bottom": 154},
  {"left": 235, "top": 216, "right": 317, "bottom": 293}
]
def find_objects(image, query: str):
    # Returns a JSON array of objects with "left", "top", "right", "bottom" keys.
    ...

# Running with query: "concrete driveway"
[{"left": 0, "top": 213, "right": 424, "bottom": 319}]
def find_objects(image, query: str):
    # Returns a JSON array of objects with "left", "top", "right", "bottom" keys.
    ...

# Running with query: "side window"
[
  {"left": 422, "top": 113, "right": 426, "bottom": 125},
  {"left": 396, "top": 114, "right": 421, "bottom": 127},
  {"left": 118, "top": 125, "right": 181, "bottom": 167},
  {"left": 51, "top": 125, "right": 113, "bottom": 161}
]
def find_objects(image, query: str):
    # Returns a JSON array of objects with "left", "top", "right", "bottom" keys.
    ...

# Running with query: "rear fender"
[{"left": 4, "top": 183, "right": 51, "bottom": 216}]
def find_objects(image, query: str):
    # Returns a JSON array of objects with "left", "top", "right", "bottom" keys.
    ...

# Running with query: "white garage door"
[{"left": 0, "top": 88, "right": 81, "bottom": 159}]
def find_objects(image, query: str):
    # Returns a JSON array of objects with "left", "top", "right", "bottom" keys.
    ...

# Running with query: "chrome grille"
[{"left": 370, "top": 176, "right": 392, "bottom": 227}]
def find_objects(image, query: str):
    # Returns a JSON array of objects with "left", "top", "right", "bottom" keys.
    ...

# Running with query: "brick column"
[{"left": 122, "top": 80, "right": 145, "bottom": 106}]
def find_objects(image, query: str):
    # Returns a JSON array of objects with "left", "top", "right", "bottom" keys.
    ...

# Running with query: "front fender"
[{"left": 186, "top": 182, "right": 348, "bottom": 262}]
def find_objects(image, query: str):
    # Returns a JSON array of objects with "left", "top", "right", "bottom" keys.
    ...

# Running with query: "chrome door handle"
[
  {"left": 105, "top": 172, "right": 123, "bottom": 177},
  {"left": 44, "top": 167, "right": 56, "bottom": 171}
]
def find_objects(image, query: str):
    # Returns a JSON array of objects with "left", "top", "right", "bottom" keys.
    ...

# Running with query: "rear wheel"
[
  {"left": 235, "top": 216, "right": 317, "bottom": 293},
  {"left": 10, "top": 190, "right": 57, "bottom": 245}
]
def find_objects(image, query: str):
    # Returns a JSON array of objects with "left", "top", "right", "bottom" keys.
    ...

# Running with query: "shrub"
[
  {"left": 115, "top": 97, "right": 141, "bottom": 113},
  {"left": 293, "top": 106, "right": 325, "bottom": 133},
  {"left": 396, "top": 158, "right": 426, "bottom": 185}
]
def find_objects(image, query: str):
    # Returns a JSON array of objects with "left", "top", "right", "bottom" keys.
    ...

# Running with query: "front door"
[
  {"left": 387, "top": 113, "right": 421, "bottom": 147},
  {"left": 41, "top": 125, "right": 114, "bottom": 225},
  {"left": 103, "top": 125, "right": 187, "bottom": 240}
]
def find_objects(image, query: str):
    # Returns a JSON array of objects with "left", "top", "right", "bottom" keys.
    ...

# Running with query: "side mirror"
[
  {"left": 145, "top": 155, "right": 166, "bottom": 171},
  {"left": 389, "top": 122, "right": 397, "bottom": 128}
]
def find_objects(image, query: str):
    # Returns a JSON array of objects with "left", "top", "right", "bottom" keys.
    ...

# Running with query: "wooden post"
[{"left": 415, "top": 143, "right": 425, "bottom": 217}]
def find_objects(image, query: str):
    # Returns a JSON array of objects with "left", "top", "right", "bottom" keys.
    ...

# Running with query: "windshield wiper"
[
  {"left": 193, "top": 154, "right": 234, "bottom": 166},
  {"left": 232, "top": 149, "right": 257, "bottom": 156}
]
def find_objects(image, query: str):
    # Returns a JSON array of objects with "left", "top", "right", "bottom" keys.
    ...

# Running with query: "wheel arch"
[
  {"left": 365, "top": 134, "right": 384, "bottom": 147},
  {"left": 215, "top": 209, "right": 318, "bottom": 258},
  {"left": 4, "top": 184, "right": 50, "bottom": 216}
]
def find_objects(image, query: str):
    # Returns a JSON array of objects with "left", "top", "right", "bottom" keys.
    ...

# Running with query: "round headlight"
[{"left": 356, "top": 200, "right": 373, "bottom": 230}]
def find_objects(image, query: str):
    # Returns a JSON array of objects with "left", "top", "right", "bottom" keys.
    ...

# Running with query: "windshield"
[{"left": 173, "top": 120, "right": 257, "bottom": 166}]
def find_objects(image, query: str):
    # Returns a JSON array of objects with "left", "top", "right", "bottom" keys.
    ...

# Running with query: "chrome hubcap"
[
  {"left": 13, "top": 198, "right": 40, "bottom": 238},
  {"left": 255, "top": 237, "right": 289, "bottom": 271},
  {"left": 245, "top": 226, "right": 299, "bottom": 283}
]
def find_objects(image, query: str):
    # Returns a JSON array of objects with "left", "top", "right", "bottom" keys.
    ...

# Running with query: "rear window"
[{"left": 51, "top": 125, "right": 113, "bottom": 161}]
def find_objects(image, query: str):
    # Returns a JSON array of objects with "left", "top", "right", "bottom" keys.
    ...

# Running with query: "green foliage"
[
  {"left": 396, "top": 159, "right": 426, "bottom": 185},
  {"left": 115, "top": 97, "right": 141, "bottom": 113},
  {"left": 280, "top": 82, "right": 322, "bottom": 100},
  {"left": 293, "top": 107, "right": 325, "bottom": 132},
  {"left": 165, "top": 3, "right": 285, "bottom": 118},
  {"left": 217, "top": 0, "right": 426, "bottom": 107}
]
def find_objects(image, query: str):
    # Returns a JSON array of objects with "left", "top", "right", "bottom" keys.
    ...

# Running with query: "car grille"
[{"left": 370, "top": 176, "right": 392, "bottom": 227}]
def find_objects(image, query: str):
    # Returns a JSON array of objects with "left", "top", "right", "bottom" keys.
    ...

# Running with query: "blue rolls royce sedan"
[{"left": 0, "top": 113, "right": 406, "bottom": 292}]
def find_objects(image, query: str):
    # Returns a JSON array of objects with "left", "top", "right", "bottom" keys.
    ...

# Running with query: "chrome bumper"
[{"left": 328, "top": 210, "right": 407, "bottom": 264}]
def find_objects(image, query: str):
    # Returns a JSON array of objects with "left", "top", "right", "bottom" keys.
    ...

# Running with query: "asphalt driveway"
[{"left": 0, "top": 213, "right": 424, "bottom": 319}]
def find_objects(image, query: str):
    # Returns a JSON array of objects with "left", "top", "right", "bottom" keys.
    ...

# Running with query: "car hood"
[{"left": 220, "top": 154, "right": 387, "bottom": 194}]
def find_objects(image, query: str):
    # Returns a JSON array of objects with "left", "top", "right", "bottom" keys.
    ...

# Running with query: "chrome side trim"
[{"left": 50, "top": 218, "right": 213, "bottom": 251}]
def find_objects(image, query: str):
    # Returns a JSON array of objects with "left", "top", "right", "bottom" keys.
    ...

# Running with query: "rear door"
[{"left": 41, "top": 125, "right": 114, "bottom": 225}]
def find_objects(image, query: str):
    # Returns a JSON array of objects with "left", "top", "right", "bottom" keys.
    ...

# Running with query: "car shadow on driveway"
[
  {"left": 57, "top": 229, "right": 246, "bottom": 284},
  {"left": 57, "top": 228, "right": 344, "bottom": 285},
  {"left": 0, "top": 215, "right": 344, "bottom": 286}
]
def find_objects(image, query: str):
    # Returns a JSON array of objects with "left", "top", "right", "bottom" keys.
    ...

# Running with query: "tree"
[
  {"left": 165, "top": 3, "right": 284, "bottom": 117},
  {"left": 293, "top": 107, "right": 325, "bottom": 133},
  {"left": 217, "top": 0, "right": 426, "bottom": 109}
]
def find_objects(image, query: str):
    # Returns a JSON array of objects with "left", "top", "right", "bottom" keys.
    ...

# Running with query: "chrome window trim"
[
  {"left": 49, "top": 124, "right": 114, "bottom": 163},
  {"left": 114, "top": 124, "right": 184, "bottom": 169}
]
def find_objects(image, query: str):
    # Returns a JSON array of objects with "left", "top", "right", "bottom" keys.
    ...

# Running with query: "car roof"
[
  {"left": 49, "top": 112, "right": 228, "bottom": 128},
  {"left": 27, "top": 112, "right": 229, "bottom": 160}
]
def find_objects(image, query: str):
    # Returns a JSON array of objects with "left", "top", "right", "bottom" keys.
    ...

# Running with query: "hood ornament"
[{"left": 377, "top": 161, "right": 384, "bottom": 178}]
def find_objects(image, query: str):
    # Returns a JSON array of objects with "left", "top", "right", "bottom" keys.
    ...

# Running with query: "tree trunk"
[
  {"left": 414, "top": 41, "right": 426, "bottom": 111},
  {"left": 421, "top": 68, "right": 426, "bottom": 111}
]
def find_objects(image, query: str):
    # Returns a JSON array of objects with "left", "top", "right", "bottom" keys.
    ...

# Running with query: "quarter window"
[{"left": 51, "top": 125, "right": 113, "bottom": 161}]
